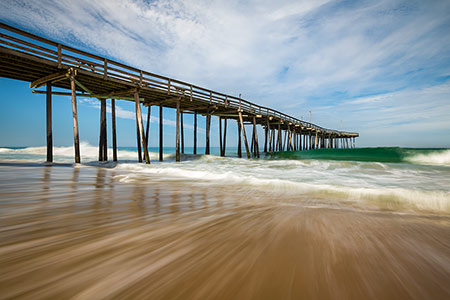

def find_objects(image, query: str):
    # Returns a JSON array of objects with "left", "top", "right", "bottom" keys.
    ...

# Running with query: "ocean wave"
[
  {"left": 114, "top": 163, "right": 450, "bottom": 213},
  {"left": 0, "top": 142, "right": 162, "bottom": 161},
  {"left": 405, "top": 149, "right": 450, "bottom": 166}
]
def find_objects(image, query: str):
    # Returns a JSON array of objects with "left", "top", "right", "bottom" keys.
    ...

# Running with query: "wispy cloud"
[{"left": 1, "top": 0, "right": 449, "bottom": 146}]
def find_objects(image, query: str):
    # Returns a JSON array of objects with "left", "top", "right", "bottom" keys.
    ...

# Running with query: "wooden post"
[
  {"left": 145, "top": 105, "right": 151, "bottom": 149},
  {"left": 266, "top": 119, "right": 272, "bottom": 154},
  {"left": 46, "top": 82, "right": 53, "bottom": 163},
  {"left": 193, "top": 111, "right": 197, "bottom": 155},
  {"left": 315, "top": 132, "right": 319, "bottom": 149},
  {"left": 159, "top": 104, "right": 163, "bottom": 161},
  {"left": 176, "top": 98, "right": 180, "bottom": 162},
  {"left": 288, "top": 125, "right": 294, "bottom": 151},
  {"left": 70, "top": 71, "right": 81, "bottom": 163},
  {"left": 102, "top": 99, "right": 108, "bottom": 160},
  {"left": 309, "top": 132, "right": 312, "bottom": 150},
  {"left": 277, "top": 124, "right": 281, "bottom": 152},
  {"left": 264, "top": 125, "right": 268, "bottom": 153},
  {"left": 205, "top": 108, "right": 211, "bottom": 155},
  {"left": 111, "top": 99, "right": 117, "bottom": 162},
  {"left": 136, "top": 114, "right": 142, "bottom": 163},
  {"left": 237, "top": 120, "right": 242, "bottom": 158},
  {"left": 223, "top": 117, "right": 227, "bottom": 156},
  {"left": 97, "top": 99, "right": 106, "bottom": 161},
  {"left": 252, "top": 116, "right": 259, "bottom": 158},
  {"left": 181, "top": 111, "right": 184, "bottom": 154},
  {"left": 251, "top": 128, "right": 254, "bottom": 154},
  {"left": 272, "top": 129, "right": 276, "bottom": 153},
  {"left": 134, "top": 92, "right": 150, "bottom": 164},
  {"left": 238, "top": 111, "right": 251, "bottom": 158},
  {"left": 293, "top": 131, "right": 297, "bottom": 151},
  {"left": 299, "top": 132, "right": 302, "bottom": 151},
  {"left": 219, "top": 117, "right": 223, "bottom": 156}
]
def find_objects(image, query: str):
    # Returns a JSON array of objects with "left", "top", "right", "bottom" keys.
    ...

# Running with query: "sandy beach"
[{"left": 1, "top": 162, "right": 449, "bottom": 299}]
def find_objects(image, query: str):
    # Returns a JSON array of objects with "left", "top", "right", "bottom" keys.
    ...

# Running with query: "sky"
[{"left": 1, "top": 0, "right": 450, "bottom": 148}]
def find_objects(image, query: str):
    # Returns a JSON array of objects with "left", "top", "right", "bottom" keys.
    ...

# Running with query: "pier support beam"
[
  {"left": 176, "top": 99, "right": 180, "bottom": 162},
  {"left": 136, "top": 113, "right": 142, "bottom": 163},
  {"left": 111, "top": 99, "right": 117, "bottom": 162},
  {"left": 159, "top": 104, "right": 163, "bottom": 161},
  {"left": 288, "top": 125, "right": 294, "bottom": 151},
  {"left": 266, "top": 119, "right": 272, "bottom": 155},
  {"left": 181, "top": 111, "right": 184, "bottom": 154},
  {"left": 238, "top": 110, "right": 251, "bottom": 159},
  {"left": 134, "top": 92, "right": 150, "bottom": 164},
  {"left": 264, "top": 125, "right": 268, "bottom": 153},
  {"left": 46, "top": 82, "right": 53, "bottom": 163},
  {"left": 193, "top": 111, "right": 197, "bottom": 155},
  {"left": 278, "top": 125, "right": 282, "bottom": 152},
  {"left": 205, "top": 108, "right": 211, "bottom": 155},
  {"left": 145, "top": 106, "right": 151, "bottom": 151},
  {"left": 69, "top": 70, "right": 81, "bottom": 163},
  {"left": 252, "top": 116, "right": 259, "bottom": 158},
  {"left": 237, "top": 120, "right": 242, "bottom": 158},
  {"left": 98, "top": 99, "right": 107, "bottom": 161},
  {"left": 221, "top": 117, "right": 227, "bottom": 156},
  {"left": 219, "top": 117, "right": 223, "bottom": 156}
]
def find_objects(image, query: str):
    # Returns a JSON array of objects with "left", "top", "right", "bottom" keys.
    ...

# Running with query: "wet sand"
[{"left": 0, "top": 163, "right": 449, "bottom": 299}]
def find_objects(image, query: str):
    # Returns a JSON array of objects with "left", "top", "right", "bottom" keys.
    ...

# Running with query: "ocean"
[{"left": 0, "top": 144, "right": 449, "bottom": 299}]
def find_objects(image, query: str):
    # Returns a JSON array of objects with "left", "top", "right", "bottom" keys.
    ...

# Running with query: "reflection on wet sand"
[{"left": 0, "top": 164, "right": 449, "bottom": 299}]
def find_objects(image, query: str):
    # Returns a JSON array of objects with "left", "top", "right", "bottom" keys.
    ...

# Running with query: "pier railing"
[{"left": 0, "top": 22, "right": 357, "bottom": 136}]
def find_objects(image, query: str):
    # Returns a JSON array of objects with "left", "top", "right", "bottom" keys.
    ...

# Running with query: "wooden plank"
[
  {"left": 135, "top": 92, "right": 150, "bottom": 164},
  {"left": 70, "top": 70, "right": 81, "bottom": 163},
  {"left": 46, "top": 82, "right": 52, "bottom": 163},
  {"left": 111, "top": 99, "right": 118, "bottom": 162},
  {"left": 30, "top": 70, "right": 68, "bottom": 88}
]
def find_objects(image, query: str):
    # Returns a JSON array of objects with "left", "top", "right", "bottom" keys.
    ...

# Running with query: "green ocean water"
[{"left": 271, "top": 147, "right": 450, "bottom": 164}]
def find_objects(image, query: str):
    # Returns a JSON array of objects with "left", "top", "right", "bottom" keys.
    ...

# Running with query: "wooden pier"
[{"left": 0, "top": 22, "right": 359, "bottom": 163}]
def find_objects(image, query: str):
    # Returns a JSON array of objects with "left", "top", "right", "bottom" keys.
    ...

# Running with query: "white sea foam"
[
  {"left": 2, "top": 144, "right": 449, "bottom": 213},
  {"left": 406, "top": 149, "right": 450, "bottom": 166},
  {"left": 114, "top": 159, "right": 450, "bottom": 213},
  {"left": 0, "top": 142, "right": 163, "bottom": 161}
]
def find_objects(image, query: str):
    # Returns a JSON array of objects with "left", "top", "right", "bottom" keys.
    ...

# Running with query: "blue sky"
[{"left": 1, "top": 0, "right": 450, "bottom": 148}]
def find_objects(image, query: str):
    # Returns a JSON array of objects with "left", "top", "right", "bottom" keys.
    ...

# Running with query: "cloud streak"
[{"left": 1, "top": 0, "right": 449, "bottom": 146}]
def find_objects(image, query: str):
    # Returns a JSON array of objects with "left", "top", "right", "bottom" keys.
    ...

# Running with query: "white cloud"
[{"left": 1, "top": 0, "right": 449, "bottom": 146}]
